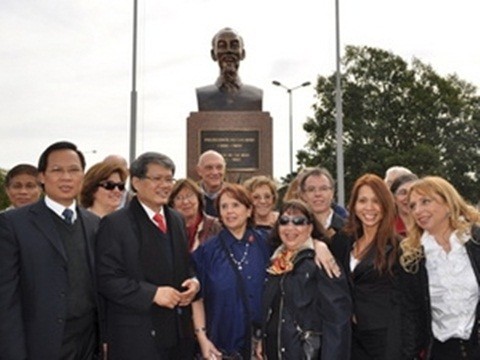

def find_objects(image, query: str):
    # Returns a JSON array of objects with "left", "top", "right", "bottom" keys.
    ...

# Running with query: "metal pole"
[
  {"left": 272, "top": 80, "right": 311, "bottom": 176},
  {"left": 129, "top": 0, "right": 138, "bottom": 165},
  {"left": 288, "top": 89, "right": 293, "bottom": 174},
  {"left": 335, "top": 0, "right": 345, "bottom": 207}
]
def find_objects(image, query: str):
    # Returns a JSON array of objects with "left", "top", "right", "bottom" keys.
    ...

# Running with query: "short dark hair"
[
  {"left": 269, "top": 199, "right": 329, "bottom": 249},
  {"left": 129, "top": 152, "right": 175, "bottom": 192},
  {"left": 215, "top": 183, "right": 253, "bottom": 227},
  {"left": 5, "top": 164, "right": 39, "bottom": 187},
  {"left": 299, "top": 167, "right": 335, "bottom": 192},
  {"left": 38, "top": 141, "right": 86, "bottom": 172}
]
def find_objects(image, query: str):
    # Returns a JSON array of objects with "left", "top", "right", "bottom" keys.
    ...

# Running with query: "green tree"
[
  {"left": 0, "top": 168, "right": 8, "bottom": 210},
  {"left": 298, "top": 45, "right": 480, "bottom": 204}
]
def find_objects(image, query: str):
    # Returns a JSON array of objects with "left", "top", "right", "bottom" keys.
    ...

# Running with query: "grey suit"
[{"left": 0, "top": 200, "right": 100, "bottom": 360}]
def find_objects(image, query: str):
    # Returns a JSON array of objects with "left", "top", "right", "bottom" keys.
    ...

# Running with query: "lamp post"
[
  {"left": 335, "top": 0, "right": 345, "bottom": 207},
  {"left": 129, "top": 0, "right": 138, "bottom": 165},
  {"left": 272, "top": 80, "right": 311, "bottom": 174}
]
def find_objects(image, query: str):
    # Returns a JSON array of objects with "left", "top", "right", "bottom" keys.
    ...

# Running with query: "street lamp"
[{"left": 272, "top": 80, "right": 311, "bottom": 174}]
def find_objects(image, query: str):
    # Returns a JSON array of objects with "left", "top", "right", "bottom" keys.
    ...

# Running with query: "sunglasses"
[
  {"left": 278, "top": 215, "right": 310, "bottom": 226},
  {"left": 98, "top": 181, "right": 125, "bottom": 191}
]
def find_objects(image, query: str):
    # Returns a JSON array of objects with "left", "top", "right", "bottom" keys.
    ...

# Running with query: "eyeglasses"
[
  {"left": 252, "top": 194, "right": 273, "bottom": 202},
  {"left": 174, "top": 192, "right": 196, "bottom": 203},
  {"left": 278, "top": 215, "right": 311, "bottom": 226},
  {"left": 143, "top": 175, "right": 175, "bottom": 185},
  {"left": 303, "top": 185, "right": 332, "bottom": 194},
  {"left": 98, "top": 181, "right": 125, "bottom": 191}
]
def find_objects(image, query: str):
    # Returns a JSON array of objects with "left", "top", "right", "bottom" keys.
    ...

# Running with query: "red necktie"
[{"left": 153, "top": 213, "right": 167, "bottom": 233}]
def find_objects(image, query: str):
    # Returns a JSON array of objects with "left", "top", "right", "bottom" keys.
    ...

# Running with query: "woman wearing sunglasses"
[
  {"left": 80, "top": 161, "right": 128, "bottom": 217},
  {"left": 258, "top": 199, "right": 351, "bottom": 360},
  {"left": 330, "top": 174, "right": 402, "bottom": 360}
]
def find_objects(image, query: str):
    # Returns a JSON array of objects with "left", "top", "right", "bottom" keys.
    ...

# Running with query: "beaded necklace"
[{"left": 229, "top": 242, "right": 250, "bottom": 271}]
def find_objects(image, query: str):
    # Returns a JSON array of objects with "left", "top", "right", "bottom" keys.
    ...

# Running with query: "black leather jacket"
[
  {"left": 399, "top": 227, "right": 480, "bottom": 359},
  {"left": 261, "top": 249, "right": 352, "bottom": 360}
]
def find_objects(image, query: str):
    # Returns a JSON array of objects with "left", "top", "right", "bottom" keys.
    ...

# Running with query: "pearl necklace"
[{"left": 229, "top": 242, "right": 250, "bottom": 271}]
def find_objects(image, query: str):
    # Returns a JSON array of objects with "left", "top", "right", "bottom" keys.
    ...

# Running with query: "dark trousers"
[
  {"left": 60, "top": 314, "right": 98, "bottom": 360},
  {"left": 157, "top": 340, "right": 194, "bottom": 360},
  {"left": 351, "top": 327, "right": 387, "bottom": 360},
  {"left": 431, "top": 337, "right": 480, "bottom": 360}
]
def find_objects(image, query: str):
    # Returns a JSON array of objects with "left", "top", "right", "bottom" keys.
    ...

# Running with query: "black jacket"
[
  {"left": 95, "top": 197, "right": 195, "bottom": 360},
  {"left": 0, "top": 200, "right": 100, "bottom": 360},
  {"left": 399, "top": 227, "right": 480, "bottom": 359},
  {"left": 330, "top": 232, "right": 402, "bottom": 360},
  {"left": 262, "top": 248, "right": 352, "bottom": 360}
]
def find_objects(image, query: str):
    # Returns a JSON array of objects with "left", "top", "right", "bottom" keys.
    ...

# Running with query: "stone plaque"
[
  {"left": 187, "top": 111, "right": 272, "bottom": 182},
  {"left": 200, "top": 130, "right": 259, "bottom": 171}
]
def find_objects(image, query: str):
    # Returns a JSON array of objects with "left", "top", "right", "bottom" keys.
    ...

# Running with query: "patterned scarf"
[{"left": 267, "top": 237, "right": 314, "bottom": 275}]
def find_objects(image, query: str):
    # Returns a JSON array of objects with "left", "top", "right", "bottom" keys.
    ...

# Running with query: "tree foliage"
[
  {"left": 298, "top": 45, "right": 480, "bottom": 204},
  {"left": 0, "top": 168, "right": 8, "bottom": 210}
]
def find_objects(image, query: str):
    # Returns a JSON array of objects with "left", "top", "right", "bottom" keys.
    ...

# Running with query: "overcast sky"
[{"left": 1, "top": 0, "right": 478, "bottom": 179}]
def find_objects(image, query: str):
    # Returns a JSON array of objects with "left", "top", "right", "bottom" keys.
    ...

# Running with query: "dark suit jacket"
[
  {"left": 0, "top": 200, "right": 99, "bottom": 360},
  {"left": 330, "top": 232, "right": 402, "bottom": 360},
  {"left": 95, "top": 197, "right": 194, "bottom": 360}
]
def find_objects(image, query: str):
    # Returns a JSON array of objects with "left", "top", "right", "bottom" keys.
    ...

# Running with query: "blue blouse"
[{"left": 192, "top": 227, "right": 270, "bottom": 355}]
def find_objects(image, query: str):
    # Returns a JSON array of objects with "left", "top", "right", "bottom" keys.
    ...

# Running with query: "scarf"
[{"left": 267, "top": 237, "right": 314, "bottom": 275}]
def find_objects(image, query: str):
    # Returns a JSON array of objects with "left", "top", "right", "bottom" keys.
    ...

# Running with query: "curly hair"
[
  {"left": 243, "top": 175, "right": 278, "bottom": 203},
  {"left": 400, "top": 176, "right": 480, "bottom": 273}
]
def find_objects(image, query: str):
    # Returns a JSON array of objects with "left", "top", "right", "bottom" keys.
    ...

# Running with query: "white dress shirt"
[
  {"left": 422, "top": 230, "right": 479, "bottom": 341},
  {"left": 44, "top": 196, "right": 77, "bottom": 223}
]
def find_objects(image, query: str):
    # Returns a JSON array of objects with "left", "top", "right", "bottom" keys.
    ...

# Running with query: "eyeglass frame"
[{"left": 142, "top": 175, "right": 176, "bottom": 185}]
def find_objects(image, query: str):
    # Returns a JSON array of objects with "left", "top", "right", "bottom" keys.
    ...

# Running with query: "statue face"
[{"left": 212, "top": 30, "right": 245, "bottom": 78}]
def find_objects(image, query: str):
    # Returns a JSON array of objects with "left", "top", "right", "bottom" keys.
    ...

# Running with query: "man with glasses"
[
  {"left": 299, "top": 167, "right": 346, "bottom": 237},
  {"left": 96, "top": 151, "right": 199, "bottom": 359},
  {"left": 0, "top": 141, "right": 101, "bottom": 359}
]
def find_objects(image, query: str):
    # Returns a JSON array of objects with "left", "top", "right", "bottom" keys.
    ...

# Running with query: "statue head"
[{"left": 210, "top": 28, "right": 246, "bottom": 89}]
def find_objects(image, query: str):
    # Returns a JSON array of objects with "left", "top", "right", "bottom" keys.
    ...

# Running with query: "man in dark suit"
[
  {"left": 196, "top": 27, "right": 263, "bottom": 111},
  {"left": 0, "top": 141, "right": 100, "bottom": 359},
  {"left": 95, "top": 152, "right": 199, "bottom": 360}
]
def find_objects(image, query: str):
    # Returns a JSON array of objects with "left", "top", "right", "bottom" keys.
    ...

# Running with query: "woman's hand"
[
  {"left": 254, "top": 340, "right": 264, "bottom": 360},
  {"left": 197, "top": 335, "right": 222, "bottom": 359},
  {"left": 313, "top": 240, "right": 341, "bottom": 278}
]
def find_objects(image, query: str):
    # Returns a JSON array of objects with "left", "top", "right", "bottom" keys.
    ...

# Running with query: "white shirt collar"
[
  {"left": 324, "top": 208, "right": 334, "bottom": 229},
  {"left": 44, "top": 196, "right": 77, "bottom": 222},
  {"left": 421, "top": 230, "right": 469, "bottom": 253},
  {"left": 138, "top": 200, "right": 165, "bottom": 224}
]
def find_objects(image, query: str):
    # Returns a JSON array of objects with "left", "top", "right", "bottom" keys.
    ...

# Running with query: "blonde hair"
[{"left": 400, "top": 176, "right": 480, "bottom": 273}]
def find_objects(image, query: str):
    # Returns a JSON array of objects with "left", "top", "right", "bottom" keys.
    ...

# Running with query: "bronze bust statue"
[{"left": 196, "top": 27, "right": 263, "bottom": 111}]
